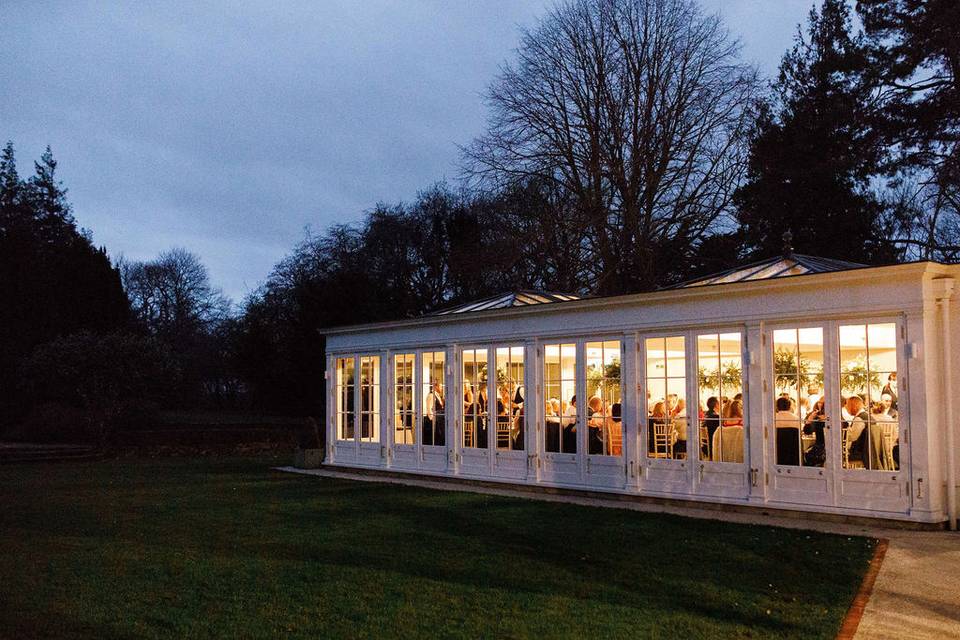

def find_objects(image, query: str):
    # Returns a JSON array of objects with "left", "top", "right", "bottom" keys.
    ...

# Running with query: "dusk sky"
[{"left": 3, "top": 0, "right": 816, "bottom": 302}]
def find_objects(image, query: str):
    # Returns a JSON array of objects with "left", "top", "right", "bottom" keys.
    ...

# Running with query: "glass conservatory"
[{"left": 324, "top": 255, "right": 960, "bottom": 527}]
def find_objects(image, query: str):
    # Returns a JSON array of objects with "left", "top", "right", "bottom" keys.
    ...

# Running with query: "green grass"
[{"left": 0, "top": 456, "right": 875, "bottom": 639}]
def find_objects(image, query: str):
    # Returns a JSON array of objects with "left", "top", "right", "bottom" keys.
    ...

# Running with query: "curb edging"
[{"left": 837, "top": 538, "right": 889, "bottom": 639}]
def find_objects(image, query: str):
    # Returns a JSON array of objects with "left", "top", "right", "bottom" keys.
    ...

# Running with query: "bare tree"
[
  {"left": 122, "top": 248, "right": 231, "bottom": 343},
  {"left": 464, "top": 0, "right": 758, "bottom": 293}
]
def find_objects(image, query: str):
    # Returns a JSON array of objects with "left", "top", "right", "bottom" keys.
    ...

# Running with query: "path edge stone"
[{"left": 838, "top": 538, "right": 889, "bottom": 640}]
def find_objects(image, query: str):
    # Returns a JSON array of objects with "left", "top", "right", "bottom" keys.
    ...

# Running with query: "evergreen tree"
[
  {"left": 858, "top": 0, "right": 960, "bottom": 260},
  {"left": 0, "top": 143, "right": 130, "bottom": 425},
  {"left": 734, "top": 0, "right": 899, "bottom": 263}
]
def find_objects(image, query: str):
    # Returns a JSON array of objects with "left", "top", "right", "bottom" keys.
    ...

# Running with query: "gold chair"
[{"left": 652, "top": 421, "right": 673, "bottom": 459}]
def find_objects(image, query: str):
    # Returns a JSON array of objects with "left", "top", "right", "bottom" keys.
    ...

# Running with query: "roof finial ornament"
[{"left": 782, "top": 230, "right": 794, "bottom": 259}]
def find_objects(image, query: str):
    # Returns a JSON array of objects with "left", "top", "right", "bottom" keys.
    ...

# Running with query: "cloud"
[{"left": 1, "top": 0, "right": 810, "bottom": 301}]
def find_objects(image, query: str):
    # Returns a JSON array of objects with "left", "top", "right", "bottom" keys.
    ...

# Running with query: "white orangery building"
[{"left": 324, "top": 254, "right": 960, "bottom": 527}]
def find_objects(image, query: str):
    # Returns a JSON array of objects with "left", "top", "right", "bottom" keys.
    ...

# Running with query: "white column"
[
  {"left": 622, "top": 333, "right": 639, "bottom": 490},
  {"left": 746, "top": 323, "right": 766, "bottom": 502}
]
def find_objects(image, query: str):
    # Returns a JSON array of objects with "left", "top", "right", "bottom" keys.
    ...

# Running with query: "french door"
[
  {"left": 330, "top": 353, "right": 386, "bottom": 467},
  {"left": 457, "top": 344, "right": 530, "bottom": 480},
  {"left": 583, "top": 339, "right": 627, "bottom": 489},
  {"left": 389, "top": 352, "right": 418, "bottom": 470},
  {"left": 693, "top": 330, "right": 751, "bottom": 499},
  {"left": 638, "top": 333, "right": 692, "bottom": 495},
  {"left": 539, "top": 341, "right": 582, "bottom": 485},
  {"left": 418, "top": 350, "right": 449, "bottom": 473},
  {"left": 765, "top": 323, "right": 835, "bottom": 507},
  {"left": 765, "top": 319, "right": 910, "bottom": 512},
  {"left": 832, "top": 320, "right": 909, "bottom": 513}
]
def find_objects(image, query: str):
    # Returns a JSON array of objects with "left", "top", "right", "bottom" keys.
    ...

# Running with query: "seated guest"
[
  {"left": 512, "top": 405, "right": 524, "bottom": 450},
  {"left": 666, "top": 394, "right": 679, "bottom": 417},
  {"left": 564, "top": 395, "right": 577, "bottom": 417},
  {"left": 774, "top": 397, "right": 801, "bottom": 428},
  {"left": 675, "top": 397, "right": 687, "bottom": 418},
  {"left": 867, "top": 401, "right": 897, "bottom": 470},
  {"left": 802, "top": 398, "right": 827, "bottom": 467},
  {"left": 880, "top": 393, "right": 898, "bottom": 419},
  {"left": 774, "top": 396, "right": 801, "bottom": 466},
  {"left": 648, "top": 401, "right": 671, "bottom": 455},
  {"left": 723, "top": 399, "right": 744, "bottom": 427},
  {"left": 844, "top": 395, "right": 869, "bottom": 466},
  {"left": 544, "top": 399, "right": 560, "bottom": 452},
  {"left": 702, "top": 396, "right": 721, "bottom": 457},
  {"left": 672, "top": 398, "right": 688, "bottom": 457},
  {"left": 587, "top": 396, "right": 605, "bottom": 454}
]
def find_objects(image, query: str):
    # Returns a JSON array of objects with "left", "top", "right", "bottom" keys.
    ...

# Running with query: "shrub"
[{"left": 19, "top": 331, "right": 181, "bottom": 444}]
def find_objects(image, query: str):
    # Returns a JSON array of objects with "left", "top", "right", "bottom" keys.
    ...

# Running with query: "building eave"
[{"left": 321, "top": 260, "right": 950, "bottom": 337}]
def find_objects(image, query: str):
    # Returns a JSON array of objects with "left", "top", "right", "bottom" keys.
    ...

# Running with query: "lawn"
[{"left": 0, "top": 456, "right": 875, "bottom": 639}]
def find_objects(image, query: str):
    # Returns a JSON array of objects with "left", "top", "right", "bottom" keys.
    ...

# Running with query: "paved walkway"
[{"left": 277, "top": 467, "right": 960, "bottom": 639}]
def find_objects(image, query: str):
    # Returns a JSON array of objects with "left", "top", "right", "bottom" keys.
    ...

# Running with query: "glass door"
[
  {"left": 419, "top": 350, "right": 448, "bottom": 472},
  {"left": 459, "top": 347, "right": 492, "bottom": 477},
  {"left": 767, "top": 326, "right": 835, "bottom": 507},
  {"left": 356, "top": 355, "right": 383, "bottom": 465},
  {"left": 540, "top": 342, "right": 580, "bottom": 484},
  {"left": 493, "top": 346, "right": 528, "bottom": 480},
  {"left": 332, "top": 355, "right": 358, "bottom": 464},
  {"left": 834, "top": 321, "right": 909, "bottom": 512},
  {"left": 640, "top": 334, "right": 692, "bottom": 495},
  {"left": 694, "top": 331, "right": 750, "bottom": 498},
  {"left": 390, "top": 352, "right": 418, "bottom": 470},
  {"left": 584, "top": 339, "right": 626, "bottom": 488}
]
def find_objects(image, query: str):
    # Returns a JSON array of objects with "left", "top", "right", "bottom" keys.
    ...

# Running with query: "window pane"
[
  {"left": 697, "top": 333, "right": 743, "bottom": 463},
  {"left": 462, "top": 349, "right": 489, "bottom": 448},
  {"left": 421, "top": 352, "right": 445, "bottom": 447},
  {"left": 840, "top": 323, "right": 898, "bottom": 471},
  {"left": 495, "top": 346, "right": 525, "bottom": 451},
  {"left": 359, "top": 356, "right": 380, "bottom": 442},
  {"left": 773, "top": 328, "right": 824, "bottom": 467},
  {"left": 336, "top": 357, "right": 355, "bottom": 441},
  {"left": 646, "top": 336, "right": 686, "bottom": 459},
  {"left": 394, "top": 354, "right": 415, "bottom": 445},
  {"left": 544, "top": 343, "right": 577, "bottom": 453},
  {"left": 586, "top": 341, "right": 621, "bottom": 456}
]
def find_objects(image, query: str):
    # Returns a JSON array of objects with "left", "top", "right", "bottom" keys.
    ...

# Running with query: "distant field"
[{"left": 0, "top": 456, "right": 874, "bottom": 639}]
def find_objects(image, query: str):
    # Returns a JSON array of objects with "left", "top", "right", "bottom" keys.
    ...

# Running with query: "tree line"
[{"left": 1, "top": 0, "right": 956, "bottom": 440}]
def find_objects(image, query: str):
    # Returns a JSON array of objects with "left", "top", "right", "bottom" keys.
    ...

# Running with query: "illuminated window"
[
  {"left": 421, "top": 351, "right": 445, "bottom": 446},
  {"left": 359, "top": 356, "right": 380, "bottom": 442},
  {"left": 585, "top": 341, "right": 621, "bottom": 456},
  {"left": 335, "top": 357, "right": 355, "bottom": 441},
  {"left": 394, "top": 353, "right": 415, "bottom": 445},
  {"left": 646, "top": 336, "right": 686, "bottom": 459},
  {"left": 495, "top": 346, "right": 525, "bottom": 451},
  {"left": 462, "top": 349, "right": 488, "bottom": 448},
  {"left": 543, "top": 343, "right": 576, "bottom": 454},
  {"left": 696, "top": 333, "right": 743, "bottom": 463},
  {"left": 838, "top": 323, "right": 899, "bottom": 471},
  {"left": 772, "top": 328, "right": 824, "bottom": 467}
]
